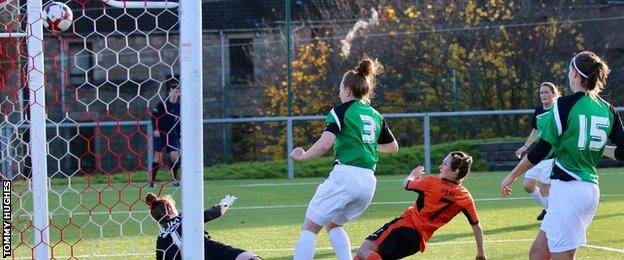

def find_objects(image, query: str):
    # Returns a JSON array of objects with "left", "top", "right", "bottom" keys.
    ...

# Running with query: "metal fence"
[{"left": 3, "top": 107, "right": 623, "bottom": 179}]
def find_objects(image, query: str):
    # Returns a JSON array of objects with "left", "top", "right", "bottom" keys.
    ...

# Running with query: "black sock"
[
  {"left": 172, "top": 158, "right": 180, "bottom": 180},
  {"left": 151, "top": 162, "right": 160, "bottom": 182}
]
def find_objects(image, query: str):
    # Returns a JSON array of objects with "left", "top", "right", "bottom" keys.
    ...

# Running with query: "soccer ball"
[
  {"left": 0, "top": 0, "right": 12, "bottom": 9},
  {"left": 42, "top": 2, "right": 73, "bottom": 32}
]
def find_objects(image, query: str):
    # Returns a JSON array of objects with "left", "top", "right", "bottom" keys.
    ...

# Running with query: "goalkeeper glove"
[{"left": 219, "top": 195, "right": 237, "bottom": 208}]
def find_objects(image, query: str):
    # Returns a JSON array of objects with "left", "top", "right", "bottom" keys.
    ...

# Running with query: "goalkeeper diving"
[{"left": 146, "top": 193, "right": 261, "bottom": 259}]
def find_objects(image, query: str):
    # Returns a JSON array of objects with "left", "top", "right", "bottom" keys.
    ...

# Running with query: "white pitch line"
[
  {"left": 582, "top": 244, "right": 624, "bottom": 253},
  {"left": 14, "top": 239, "right": 624, "bottom": 258},
  {"left": 16, "top": 238, "right": 624, "bottom": 259},
  {"left": 12, "top": 238, "right": 535, "bottom": 258},
  {"left": 13, "top": 252, "right": 152, "bottom": 259},
  {"left": 15, "top": 194, "right": 624, "bottom": 217},
  {"left": 233, "top": 171, "right": 624, "bottom": 187},
  {"left": 16, "top": 196, "right": 532, "bottom": 216},
  {"left": 236, "top": 181, "right": 323, "bottom": 187},
  {"left": 235, "top": 178, "right": 402, "bottom": 187}
]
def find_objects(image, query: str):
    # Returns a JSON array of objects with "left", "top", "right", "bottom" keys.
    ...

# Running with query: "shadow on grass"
[
  {"left": 432, "top": 211, "right": 621, "bottom": 243},
  {"left": 593, "top": 212, "right": 621, "bottom": 221},
  {"left": 263, "top": 256, "right": 292, "bottom": 260},
  {"left": 432, "top": 222, "right": 541, "bottom": 242},
  {"left": 261, "top": 250, "right": 341, "bottom": 259}
]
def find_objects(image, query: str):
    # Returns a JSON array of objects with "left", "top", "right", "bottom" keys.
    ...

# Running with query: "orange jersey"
[{"left": 402, "top": 176, "right": 479, "bottom": 252}]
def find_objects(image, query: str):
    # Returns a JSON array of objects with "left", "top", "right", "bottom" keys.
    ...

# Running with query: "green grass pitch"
[{"left": 10, "top": 168, "right": 624, "bottom": 259}]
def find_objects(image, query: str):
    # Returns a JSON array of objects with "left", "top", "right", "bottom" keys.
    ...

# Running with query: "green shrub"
[{"left": 47, "top": 138, "right": 520, "bottom": 185}]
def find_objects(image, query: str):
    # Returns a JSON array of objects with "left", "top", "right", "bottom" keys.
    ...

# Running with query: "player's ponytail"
[
  {"left": 146, "top": 193, "right": 176, "bottom": 225},
  {"left": 571, "top": 51, "right": 610, "bottom": 97},
  {"left": 146, "top": 193, "right": 158, "bottom": 209},
  {"left": 341, "top": 57, "right": 384, "bottom": 104},
  {"left": 449, "top": 151, "right": 473, "bottom": 181}
]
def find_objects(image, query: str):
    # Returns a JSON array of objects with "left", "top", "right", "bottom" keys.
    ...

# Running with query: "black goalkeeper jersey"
[{"left": 155, "top": 205, "right": 222, "bottom": 260}]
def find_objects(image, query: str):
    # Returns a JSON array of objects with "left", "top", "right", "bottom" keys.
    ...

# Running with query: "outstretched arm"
[
  {"left": 203, "top": 195, "right": 237, "bottom": 222},
  {"left": 502, "top": 138, "right": 553, "bottom": 197},
  {"left": 203, "top": 205, "right": 222, "bottom": 222},
  {"left": 471, "top": 223, "right": 486, "bottom": 260},
  {"left": 501, "top": 156, "right": 534, "bottom": 197},
  {"left": 290, "top": 131, "right": 336, "bottom": 161},
  {"left": 515, "top": 129, "right": 538, "bottom": 158}
]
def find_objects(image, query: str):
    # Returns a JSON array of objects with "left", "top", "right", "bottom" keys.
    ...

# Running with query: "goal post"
[
  {"left": 26, "top": 0, "right": 50, "bottom": 259},
  {"left": 179, "top": 0, "right": 205, "bottom": 258}
]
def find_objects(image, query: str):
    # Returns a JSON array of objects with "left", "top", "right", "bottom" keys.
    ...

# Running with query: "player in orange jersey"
[{"left": 354, "top": 151, "right": 486, "bottom": 260}]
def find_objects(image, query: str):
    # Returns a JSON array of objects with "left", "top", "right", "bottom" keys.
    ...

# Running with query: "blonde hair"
[
  {"left": 341, "top": 57, "right": 384, "bottom": 104},
  {"left": 540, "top": 82, "right": 560, "bottom": 97}
]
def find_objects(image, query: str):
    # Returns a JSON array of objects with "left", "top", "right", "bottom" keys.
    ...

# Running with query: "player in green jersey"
[
  {"left": 514, "top": 82, "right": 560, "bottom": 221},
  {"left": 291, "top": 58, "right": 399, "bottom": 260},
  {"left": 501, "top": 51, "right": 624, "bottom": 259}
]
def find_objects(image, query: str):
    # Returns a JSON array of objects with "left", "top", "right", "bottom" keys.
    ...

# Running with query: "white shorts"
[
  {"left": 525, "top": 159, "right": 554, "bottom": 184},
  {"left": 540, "top": 180, "right": 599, "bottom": 253},
  {"left": 305, "top": 165, "right": 376, "bottom": 226}
]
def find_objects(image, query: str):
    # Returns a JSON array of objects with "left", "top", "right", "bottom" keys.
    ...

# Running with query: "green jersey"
[
  {"left": 540, "top": 92, "right": 622, "bottom": 184},
  {"left": 324, "top": 100, "right": 395, "bottom": 170},
  {"left": 532, "top": 106, "right": 555, "bottom": 159}
]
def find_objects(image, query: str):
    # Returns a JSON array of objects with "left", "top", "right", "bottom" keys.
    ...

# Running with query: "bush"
[
  {"left": 47, "top": 138, "right": 518, "bottom": 185},
  {"left": 204, "top": 139, "right": 499, "bottom": 179}
]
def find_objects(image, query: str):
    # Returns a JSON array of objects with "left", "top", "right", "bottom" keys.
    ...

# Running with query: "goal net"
[{"left": 0, "top": 0, "right": 188, "bottom": 258}]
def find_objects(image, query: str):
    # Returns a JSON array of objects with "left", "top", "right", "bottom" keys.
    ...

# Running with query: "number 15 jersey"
[
  {"left": 324, "top": 100, "right": 395, "bottom": 171},
  {"left": 403, "top": 176, "right": 480, "bottom": 252},
  {"left": 540, "top": 92, "right": 624, "bottom": 184}
]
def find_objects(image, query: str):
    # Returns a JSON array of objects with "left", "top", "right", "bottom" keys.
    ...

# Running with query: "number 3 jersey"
[
  {"left": 539, "top": 91, "right": 624, "bottom": 184},
  {"left": 324, "top": 100, "right": 395, "bottom": 171},
  {"left": 403, "top": 176, "right": 480, "bottom": 252}
]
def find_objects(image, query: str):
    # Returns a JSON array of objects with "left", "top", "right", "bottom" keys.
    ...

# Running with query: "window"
[
  {"left": 68, "top": 42, "right": 93, "bottom": 85},
  {"left": 229, "top": 38, "right": 254, "bottom": 84}
]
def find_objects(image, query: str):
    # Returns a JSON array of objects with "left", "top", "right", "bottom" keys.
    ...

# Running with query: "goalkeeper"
[{"left": 146, "top": 193, "right": 260, "bottom": 260}]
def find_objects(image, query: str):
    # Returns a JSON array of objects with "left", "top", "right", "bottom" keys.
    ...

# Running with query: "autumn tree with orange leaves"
[{"left": 250, "top": 0, "right": 615, "bottom": 160}]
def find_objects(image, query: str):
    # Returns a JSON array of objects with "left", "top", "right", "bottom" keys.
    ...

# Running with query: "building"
[{"left": 0, "top": 0, "right": 324, "bottom": 176}]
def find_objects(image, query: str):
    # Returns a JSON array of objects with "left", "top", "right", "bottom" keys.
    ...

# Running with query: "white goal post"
[{"left": 178, "top": 0, "right": 205, "bottom": 259}]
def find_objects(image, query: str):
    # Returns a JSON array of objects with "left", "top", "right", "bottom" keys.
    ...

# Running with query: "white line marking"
[
  {"left": 15, "top": 239, "right": 624, "bottom": 258},
  {"left": 16, "top": 194, "right": 624, "bottom": 217},
  {"left": 235, "top": 178, "right": 401, "bottom": 187},
  {"left": 14, "top": 252, "right": 152, "bottom": 259},
  {"left": 234, "top": 172, "right": 624, "bottom": 187},
  {"left": 12, "top": 238, "right": 535, "bottom": 258},
  {"left": 236, "top": 181, "right": 321, "bottom": 187},
  {"left": 582, "top": 244, "right": 624, "bottom": 253}
]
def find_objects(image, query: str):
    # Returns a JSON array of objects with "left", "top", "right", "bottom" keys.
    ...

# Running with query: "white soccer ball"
[{"left": 42, "top": 2, "right": 73, "bottom": 32}]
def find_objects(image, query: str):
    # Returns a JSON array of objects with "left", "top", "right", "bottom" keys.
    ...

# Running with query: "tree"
[{"left": 255, "top": 0, "right": 620, "bottom": 159}]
